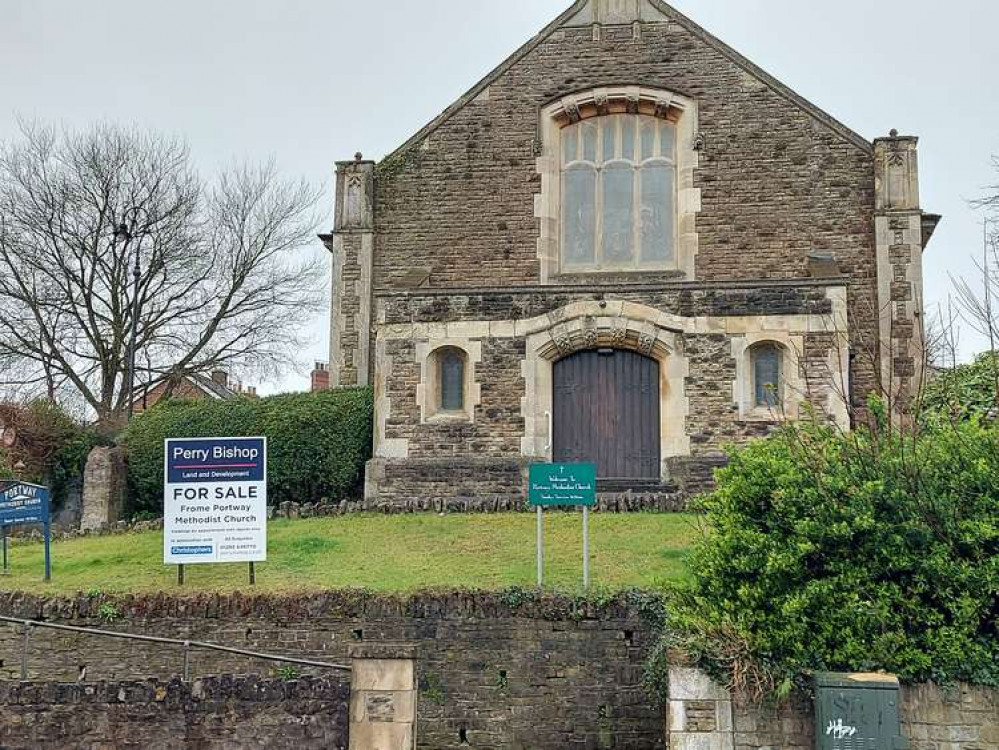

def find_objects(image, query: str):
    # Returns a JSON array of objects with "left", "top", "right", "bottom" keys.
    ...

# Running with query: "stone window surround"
[
  {"left": 373, "top": 291, "right": 849, "bottom": 463},
  {"left": 416, "top": 340, "right": 482, "bottom": 424},
  {"left": 536, "top": 86, "right": 701, "bottom": 283},
  {"left": 732, "top": 335, "right": 804, "bottom": 422}
]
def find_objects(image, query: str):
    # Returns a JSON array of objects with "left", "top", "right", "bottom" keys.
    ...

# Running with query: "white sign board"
[{"left": 163, "top": 437, "right": 267, "bottom": 565}]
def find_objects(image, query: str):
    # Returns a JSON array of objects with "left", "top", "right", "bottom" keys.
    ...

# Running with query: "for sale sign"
[{"left": 163, "top": 437, "right": 267, "bottom": 565}]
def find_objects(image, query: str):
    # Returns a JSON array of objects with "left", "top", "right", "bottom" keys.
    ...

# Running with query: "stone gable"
[{"left": 325, "top": 1, "right": 932, "bottom": 508}]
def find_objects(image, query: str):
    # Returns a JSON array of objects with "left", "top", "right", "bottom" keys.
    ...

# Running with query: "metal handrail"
[{"left": 0, "top": 615, "right": 350, "bottom": 681}]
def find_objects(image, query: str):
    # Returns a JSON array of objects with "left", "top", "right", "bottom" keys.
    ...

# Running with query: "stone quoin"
[{"left": 323, "top": 0, "right": 939, "bottom": 510}]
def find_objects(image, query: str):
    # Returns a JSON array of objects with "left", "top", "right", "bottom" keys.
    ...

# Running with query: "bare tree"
[
  {"left": 0, "top": 120, "right": 323, "bottom": 427},
  {"left": 952, "top": 220, "right": 998, "bottom": 351},
  {"left": 949, "top": 161, "right": 999, "bottom": 398}
]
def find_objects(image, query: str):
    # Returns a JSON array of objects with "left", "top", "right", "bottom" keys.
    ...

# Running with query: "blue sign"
[
  {"left": 0, "top": 481, "right": 51, "bottom": 527},
  {"left": 166, "top": 437, "right": 266, "bottom": 484},
  {"left": 0, "top": 481, "right": 52, "bottom": 582},
  {"left": 171, "top": 545, "right": 213, "bottom": 556}
]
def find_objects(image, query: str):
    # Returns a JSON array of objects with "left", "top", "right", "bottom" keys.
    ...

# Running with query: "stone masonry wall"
[
  {"left": 669, "top": 667, "right": 998, "bottom": 750},
  {"left": 366, "top": 456, "right": 691, "bottom": 513},
  {"left": 370, "top": 282, "right": 842, "bottom": 508},
  {"left": 377, "top": 283, "right": 835, "bottom": 327},
  {"left": 0, "top": 676, "right": 349, "bottom": 750},
  {"left": 377, "top": 285, "right": 837, "bottom": 465},
  {"left": 731, "top": 683, "right": 999, "bottom": 750},
  {"left": 0, "top": 592, "right": 665, "bottom": 750},
  {"left": 328, "top": 231, "right": 367, "bottom": 388},
  {"left": 373, "top": 11, "right": 879, "bottom": 409}
]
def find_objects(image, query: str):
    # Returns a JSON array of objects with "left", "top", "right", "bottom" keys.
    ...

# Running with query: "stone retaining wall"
[
  {"left": 366, "top": 456, "right": 691, "bottom": 513},
  {"left": 0, "top": 591, "right": 665, "bottom": 750},
  {"left": 0, "top": 675, "right": 349, "bottom": 750}
]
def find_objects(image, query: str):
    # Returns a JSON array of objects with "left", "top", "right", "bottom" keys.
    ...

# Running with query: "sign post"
[
  {"left": 528, "top": 463, "right": 597, "bottom": 589},
  {"left": 0, "top": 481, "right": 52, "bottom": 582},
  {"left": 536, "top": 505, "right": 544, "bottom": 586},
  {"left": 164, "top": 437, "right": 268, "bottom": 583}
]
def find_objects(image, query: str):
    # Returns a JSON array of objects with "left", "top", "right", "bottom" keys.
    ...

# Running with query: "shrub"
[
  {"left": 922, "top": 351, "right": 998, "bottom": 423},
  {"left": 648, "top": 411, "right": 999, "bottom": 700},
  {"left": 0, "top": 400, "right": 104, "bottom": 508},
  {"left": 121, "top": 388, "right": 373, "bottom": 515}
]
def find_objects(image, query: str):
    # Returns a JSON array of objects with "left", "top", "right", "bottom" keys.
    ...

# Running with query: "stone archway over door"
[{"left": 553, "top": 349, "right": 661, "bottom": 481}]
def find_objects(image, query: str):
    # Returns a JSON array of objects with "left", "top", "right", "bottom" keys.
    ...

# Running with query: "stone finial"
[
  {"left": 874, "top": 134, "right": 920, "bottom": 212},
  {"left": 890, "top": 128, "right": 899, "bottom": 138},
  {"left": 355, "top": 152, "right": 363, "bottom": 162}
]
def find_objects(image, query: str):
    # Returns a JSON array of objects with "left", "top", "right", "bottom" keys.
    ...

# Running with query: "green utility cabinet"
[{"left": 814, "top": 673, "right": 909, "bottom": 750}]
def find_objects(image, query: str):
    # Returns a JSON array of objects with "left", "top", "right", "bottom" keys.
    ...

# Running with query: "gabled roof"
[
  {"left": 384, "top": 0, "right": 872, "bottom": 162},
  {"left": 188, "top": 373, "right": 239, "bottom": 400}
]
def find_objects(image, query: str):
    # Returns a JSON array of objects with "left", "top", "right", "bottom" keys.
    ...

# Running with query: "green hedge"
[
  {"left": 121, "top": 389, "right": 373, "bottom": 515},
  {"left": 647, "top": 409, "right": 999, "bottom": 701}
]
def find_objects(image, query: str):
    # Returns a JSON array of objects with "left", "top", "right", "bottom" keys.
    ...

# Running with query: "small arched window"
[
  {"left": 438, "top": 348, "right": 466, "bottom": 412},
  {"left": 561, "top": 113, "right": 677, "bottom": 271},
  {"left": 752, "top": 343, "right": 783, "bottom": 408}
]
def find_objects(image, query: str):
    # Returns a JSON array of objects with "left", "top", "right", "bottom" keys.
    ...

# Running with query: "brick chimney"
[
  {"left": 211, "top": 370, "right": 229, "bottom": 389},
  {"left": 312, "top": 362, "right": 331, "bottom": 393}
]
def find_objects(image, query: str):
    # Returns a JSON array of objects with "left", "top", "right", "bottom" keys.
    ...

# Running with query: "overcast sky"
[{"left": 3, "top": 0, "right": 997, "bottom": 394}]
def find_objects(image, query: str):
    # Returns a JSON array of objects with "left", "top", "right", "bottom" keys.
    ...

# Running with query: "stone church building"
[{"left": 323, "top": 0, "right": 937, "bottom": 511}]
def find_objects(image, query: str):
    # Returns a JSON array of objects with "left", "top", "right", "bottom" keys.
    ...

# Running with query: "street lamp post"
[{"left": 114, "top": 213, "right": 145, "bottom": 422}]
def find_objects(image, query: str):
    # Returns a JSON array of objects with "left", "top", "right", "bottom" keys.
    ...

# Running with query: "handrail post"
[
  {"left": 20, "top": 620, "right": 30, "bottom": 680},
  {"left": 183, "top": 640, "right": 191, "bottom": 682}
]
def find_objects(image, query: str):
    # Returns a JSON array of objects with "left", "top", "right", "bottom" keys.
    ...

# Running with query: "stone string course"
[
  {"left": 0, "top": 591, "right": 666, "bottom": 750},
  {"left": 0, "top": 675, "right": 349, "bottom": 750},
  {"left": 376, "top": 283, "right": 836, "bottom": 326}
]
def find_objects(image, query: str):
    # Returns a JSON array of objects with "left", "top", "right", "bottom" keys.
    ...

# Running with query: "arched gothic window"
[
  {"left": 751, "top": 343, "right": 783, "bottom": 408},
  {"left": 561, "top": 114, "right": 677, "bottom": 270}
]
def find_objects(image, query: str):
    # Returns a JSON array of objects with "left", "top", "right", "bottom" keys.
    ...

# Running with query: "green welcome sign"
[{"left": 529, "top": 463, "right": 597, "bottom": 507}]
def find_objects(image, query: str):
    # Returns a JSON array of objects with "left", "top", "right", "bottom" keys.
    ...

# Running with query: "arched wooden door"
[{"left": 553, "top": 349, "right": 661, "bottom": 481}]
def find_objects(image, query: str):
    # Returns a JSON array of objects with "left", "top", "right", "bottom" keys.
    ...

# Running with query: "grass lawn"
[{"left": 0, "top": 513, "right": 698, "bottom": 596}]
